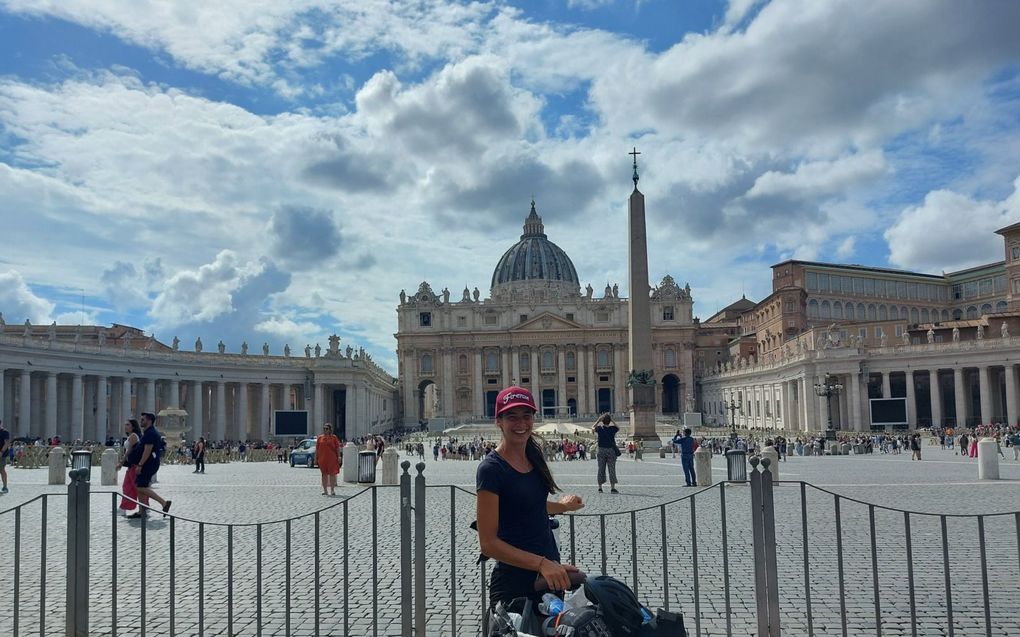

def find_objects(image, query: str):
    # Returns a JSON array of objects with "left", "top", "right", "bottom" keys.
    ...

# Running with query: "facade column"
[
  {"left": 502, "top": 348, "right": 512, "bottom": 386},
  {"left": 953, "top": 367, "right": 968, "bottom": 427},
  {"left": 613, "top": 345, "right": 626, "bottom": 415},
  {"left": 801, "top": 376, "right": 817, "bottom": 432},
  {"left": 403, "top": 350, "right": 416, "bottom": 426},
  {"left": 442, "top": 350, "right": 454, "bottom": 417},
  {"left": 848, "top": 373, "right": 862, "bottom": 431},
  {"left": 881, "top": 372, "right": 891, "bottom": 399},
  {"left": 95, "top": 376, "right": 108, "bottom": 441},
  {"left": 121, "top": 378, "right": 133, "bottom": 426},
  {"left": 1004, "top": 365, "right": 1018, "bottom": 428},
  {"left": 905, "top": 370, "right": 917, "bottom": 428},
  {"left": 978, "top": 366, "right": 992, "bottom": 425},
  {"left": 587, "top": 347, "right": 597, "bottom": 413},
  {"left": 473, "top": 351, "right": 484, "bottom": 417},
  {"left": 145, "top": 378, "right": 156, "bottom": 413},
  {"left": 929, "top": 370, "right": 943, "bottom": 428},
  {"left": 169, "top": 379, "right": 180, "bottom": 408},
  {"left": 215, "top": 381, "right": 226, "bottom": 440},
  {"left": 511, "top": 347, "right": 521, "bottom": 386},
  {"left": 557, "top": 348, "right": 567, "bottom": 417},
  {"left": 1, "top": 371, "right": 10, "bottom": 433},
  {"left": 260, "top": 383, "right": 270, "bottom": 440},
  {"left": 576, "top": 347, "right": 587, "bottom": 417},
  {"left": 45, "top": 372, "right": 58, "bottom": 438},
  {"left": 71, "top": 373, "right": 83, "bottom": 441},
  {"left": 191, "top": 381, "right": 204, "bottom": 440},
  {"left": 238, "top": 382, "right": 250, "bottom": 439},
  {"left": 18, "top": 370, "right": 31, "bottom": 437}
]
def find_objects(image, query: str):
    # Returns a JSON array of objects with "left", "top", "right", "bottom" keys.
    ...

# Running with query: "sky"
[{"left": 1, "top": 0, "right": 1019, "bottom": 374}]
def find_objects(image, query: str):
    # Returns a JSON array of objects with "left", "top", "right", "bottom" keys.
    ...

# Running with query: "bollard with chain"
[
  {"left": 65, "top": 467, "right": 91, "bottom": 637},
  {"left": 399, "top": 461, "right": 412, "bottom": 637}
]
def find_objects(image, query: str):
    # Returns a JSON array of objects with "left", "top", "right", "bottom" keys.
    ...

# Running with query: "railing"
[{"left": 3, "top": 458, "right": 1020, "bottom": 636}]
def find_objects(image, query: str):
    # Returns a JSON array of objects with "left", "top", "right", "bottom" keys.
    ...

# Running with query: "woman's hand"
[
  {"left": 558, "top": 494, "right": 584, "bottom": 512},
  {"left": 538, "top": 559, "right": 580, "bottom": 592}
]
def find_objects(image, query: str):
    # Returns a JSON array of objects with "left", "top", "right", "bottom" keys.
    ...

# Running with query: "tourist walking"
[
  {"left": 133, "top": 412, "right": 171, "bottom": 519},
  {"left": 193, "top": 437, "right": 206, "bottom": 473},
  {"left": 475, "top": 385, "right": 584, "bottom": 608},
  {"left": 316, "top": 423, "right": 341, "bottom": 496},
  {"left": 678, "top": 428, "right": 697, "bottom": 486},
  {"left": 0, "top": 418, "right": 10, "bottom": 493},
  {"left": 593, "top": 413, "right": 620, "bottom": 493},
  {"left": 119, "top": 420, "right": 142, "bottom": 516},
  {"left": 910, "top": 433, "right": 922, "bottom": 461},
  {"left": 969, "top": 434, "right": 978, "bottom": 458}
]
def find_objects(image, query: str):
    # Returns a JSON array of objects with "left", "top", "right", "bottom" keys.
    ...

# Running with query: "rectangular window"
[
  {"left": 1014, "top": 279, "right": 1020, "bottom": 294},
  {"left": 806, "top": 272, "right": 817, "bottom": 291},
  {"left": 964, "top": 281, "right": 978, "bottom": 299},
  {"left": 979, "top": 278, "right": 993, "bottom": 297},
  {"left": 842, "top": 276, "right": 853, "bottom": 294},
  {"left": 952, "top": 284, "right": 962, "bottom": 300},
  {"left": 484, "top": 314, "right": 497, "bottom": 325},
  {"left": 864, "top": 278, "right": 875, "bottom": 295},
  {"left": 457, "top": 316, "right": 466, "bottom": 327},
  {"left": 784, "top": 301, "right": 795, "bottom": 313},
  {"left": 994, "top": 275, "right": 1006, "bottom": 293},
  {"left": 566, "top": 313, "right": 574, "bottom": 321},
  {"left": 875, "top": 280, "right": 885, "bottom": 297},
  {"left": 663, "top": 306, "right": 675, "bottom": 321},
  {"left": 859, "top": 328, "right": 867, "bottom": 340},
  {"left": 419, "top": 312, "right": 432, "bottom": 327},
  {"left": 519, "top": 314, "right": 528, "bottom": 323},
  {"left": 817, "top": 273, "right": 829, "bottom": 292},
  {"left": 908, "top": 283, "right": 918, "bottom": 300},
  {"left": 596, "top": 311, "right": 610, "bottom": 323},
  {"left": 854, "top": 277, "right": 865, "bottom": 294},
  {"left": 897, "top": 281, "right": 907, "bottom": 299},
  {"left": 895, "top": 325, "right": 904, "bottom": 337},
  {"left": 875, "top": 326, "right": 884, "bottom": 338}
]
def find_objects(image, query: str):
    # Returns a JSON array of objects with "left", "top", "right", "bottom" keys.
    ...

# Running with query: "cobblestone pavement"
[{"left": 2, "top": 447, "right": 1020, "bottom": 636}]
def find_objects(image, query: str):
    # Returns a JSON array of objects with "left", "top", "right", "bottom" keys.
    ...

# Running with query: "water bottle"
[
  {"left": 538, "top": 593, "right": 565, "bottom": 616},
  {"left": 640, "top": 607, "right": 654, "bottom": 624}
]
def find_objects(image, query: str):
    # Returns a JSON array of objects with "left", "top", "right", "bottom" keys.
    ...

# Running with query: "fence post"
[
  {"left": 414, "top": 462, "right": 426, "bottom": 637},
  {"left": 400, "top": 461, "right": 413, "bottom": 637},
  {"left": 65, "top": 467, "right": 90, "bottom": 637},
  {"left": 749, "top": 457, "right": 769, "bottom": 637},
  {"left": 749, "top": 456, "right": 782, "bottom": 636}
]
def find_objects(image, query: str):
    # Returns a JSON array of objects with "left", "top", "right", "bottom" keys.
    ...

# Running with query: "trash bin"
[
  {"left": 358, "top": 451, "right": 377, "bottom": 483},
  {"left": 726, "top": 449, "right": 747, "bottom": 481},
  {"left": 71, "top": 449, "right": 92, "bottom": 474}
]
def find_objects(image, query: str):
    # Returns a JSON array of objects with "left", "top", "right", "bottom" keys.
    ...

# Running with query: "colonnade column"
[
  {"left": 95, "top": 376, "right": 108, "bottom": 441},
  {"left": 929, "top": 370, "right": 943, "bottom": 428},
  {"left": 953, "top": 367, "right": 968, "bottom": 426},
  {"left": 238, "top": 382, "right": 250, "bottom": 439},
  {"left": 145, "top": 378, "right": 156, "bottom": 413},
  {"left": 169, "top": 379, "right": 180, "bottom": 408},
  {"left": 905, "top": 370, "right": 917, "bottom": 428},
  {"left": 978, "top": 366, "right": 992, "bottom": 424},
  {"left": 473, "top": 351, "right": 484, "bottom": 417},
  {"left": 45, "top": 372, "right": 58, "bottom": 438},
  {"left": 260, "top": 383, "right": 270, "bottom": 440},
  {"left": 71, "top": 373, "right": 83, "bottom": 441},
  {"left": 215, "top": 381, "right": 226, "bottom": 440},
  {"left": 1005, "top": 365, "right": 1018, "bottom": 428},
  {"left": 121, "top": 378, "right": 133, "bottom": 425},
  {"left": 801, "top": 376, "right": 816, "bottom": 432},
  {"left": 18, "top": 370, "right": 31, "bottom": 437},
  {"left": 191, "top": 381, "right": 204, "bottom": 440}
]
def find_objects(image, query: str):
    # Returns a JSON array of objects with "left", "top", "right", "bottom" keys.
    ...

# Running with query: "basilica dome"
[{"left": 490, "top": 201, "right": 580, "bottom": 296}]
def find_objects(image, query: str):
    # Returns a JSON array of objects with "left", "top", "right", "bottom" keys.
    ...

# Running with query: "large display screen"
[
  {"left": 869, "top": 398, "right": 908, "bottom": 425},
  {"left": 273, "top": 410, "right": 309, "bottom": 436}
]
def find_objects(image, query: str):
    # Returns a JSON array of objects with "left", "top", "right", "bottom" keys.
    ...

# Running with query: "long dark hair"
[
  {"left": 526, "top": 435, "right": 559, "bottom": 494},
  {"left": 126, "top": 419, "right": 141, "bottom": 436}
]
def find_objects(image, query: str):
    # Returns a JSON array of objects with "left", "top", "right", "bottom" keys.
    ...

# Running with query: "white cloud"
[
  {"left": 835, "top": 236, "right": 856, "bottom": 260},
  {"left": 744, "top": 152, "right": 888, "bottom": 200},
  {"left": 0, "top": 270, "right": 55, "bottom": 323},
  {"left": 885, "top": 177, "right": 1020, "bottom": 272}
]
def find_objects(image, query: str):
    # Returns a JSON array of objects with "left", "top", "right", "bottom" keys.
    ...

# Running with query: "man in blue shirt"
[
  {"left": 133, "top": 412, "right": 172, "bottom": 518},
  {"left": 678, "top": 428, "right": 697, "bottom": 487}
]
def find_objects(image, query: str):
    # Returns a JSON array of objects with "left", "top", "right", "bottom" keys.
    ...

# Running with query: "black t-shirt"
[
  {"left": 595, "top": 425, "right": 619, "bottom": 449},
  {"left": 476, "top": 451, "right": 558, "bottom": 566},
  {"left": 139, "top": 426, "right": 162, "bottom": 469},
  {"left": 0, "top": 428, "right": 10, "bottom": 451}
]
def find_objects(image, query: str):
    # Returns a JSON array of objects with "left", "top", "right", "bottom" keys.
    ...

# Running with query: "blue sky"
[{"left": 1, "top": 0, "right": 1019, "bottom": 373}]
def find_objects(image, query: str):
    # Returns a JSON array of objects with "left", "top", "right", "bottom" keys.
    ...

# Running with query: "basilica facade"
[{"left": 395, "top": 202, "right": 739, "bottom": 427}]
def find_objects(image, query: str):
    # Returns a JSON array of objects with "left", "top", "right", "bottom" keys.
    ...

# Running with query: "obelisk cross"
[{"left": 629, "top": 147, "right": 641, "bottom": 187}]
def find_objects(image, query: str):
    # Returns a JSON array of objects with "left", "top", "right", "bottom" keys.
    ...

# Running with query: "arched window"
[
  {"left": 458, "top": 354, "right": 467, "bottom": 373},
  {"left": 920, "top": 309, "right": 929, "bottom": 324},
  {"left": 941, "top": 309, "right": 949, "bottom": 321},
  {"left": 833, "top": 301, "right": 844, "bottom": 319},
  {"left": 520, "top": 352, "right": 530, "bottom": 371},
  {"left": 997, "top": 301, "right": 1008, "bottom": 313},
  {"left": 566, "top": 351, "right": 576, "bottom": 371},
  {"left": 878, "top": 305, "right": 888, "bottom": 321},
  {"left": 845, "top": 303, "right": 855, "bottom": 320},
  {"left": 857, "top": 303, "right": 866, "bottom": 319},
  {"left": 868, "top": 304, "right": 877, "bottom": 320},
  {"left": 820, "top": 300, "right": 831, "bottom": 319},
  {"left": 597, "top": 349, "right": 611, "bottom": 369},
  {"left": 808, "top": 299, "right": 819, "bottom": 318},
  {"left": 910, "top": 308, "right": 919, "bottom": 324},
  {"left": 485, "top": 351, "right": 498, "bottom": 372},
  {"left": 966, "top": 306, "right": 978, "bottom": 320},
  {"left": 952, "top": 308, "right": 963, "bottom": 320},
  {"left": 542, "top": 350, "right": 554, "bottom": 371},
  {"left": 421, "top": 353, "right": 433, "bottom": 374},
  {"left": 664, "top": 349, "right": 677, "bottom": 368},
  {"left": 980, "top": 303, "right": 992, "bottom": 316}
]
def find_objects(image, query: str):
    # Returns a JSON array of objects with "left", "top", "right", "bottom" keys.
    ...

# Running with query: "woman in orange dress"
[{"left": 316, "top": 423, "right": 341, "bottom": 496}]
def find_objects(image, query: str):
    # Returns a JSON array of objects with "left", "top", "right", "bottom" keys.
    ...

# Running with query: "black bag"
[
  {"left": 639, "top": 609, "right": 687, "bottom": 636},
  {"left": 613, "top": 446, "right": 622, "bottom": 457}
]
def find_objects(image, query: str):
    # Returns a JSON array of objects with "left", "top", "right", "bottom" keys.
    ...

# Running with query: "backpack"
[{"left": 582, "top": 576, "right": 648, "bottom": 636}]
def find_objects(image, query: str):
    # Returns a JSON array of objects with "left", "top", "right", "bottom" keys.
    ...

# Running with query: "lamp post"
[
  {"left": 726, "top": 397, "right": 742, "bottom": 447},
  {"left": 813, "top": 374, "right": 844, "bottom": 439}
]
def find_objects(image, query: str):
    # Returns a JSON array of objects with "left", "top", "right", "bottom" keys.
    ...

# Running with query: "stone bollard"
[
  {"left": 827, "top": 442, "right": 839, "bottom": 456},
  {"left": 380, "top": 448, "right": 399, "bottom": 485},
  {"left": 760, "top": 446, "right": 779, "bottom": 481},
  {"left": 341, "top": 442, "right": 360, "bottom": 483},
  {"left": 978, "top": 438, "right": 1000, "bottom": 480},
  {"left": 841, "top": 443, "right": 851, "bottom": 456},
  {"left": 659, "top": 446, "right": 667, "bottom": 459},
  {"left": 48, "top": 447, "right": 65, "bottom": 484},
  {"left": 100, "top": 448, "right": 119, "bottom": 486},
  {"left": 694, "top": 447, "right": 713, "bottom": 487}
]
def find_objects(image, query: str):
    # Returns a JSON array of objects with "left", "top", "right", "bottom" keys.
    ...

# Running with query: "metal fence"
[{"left": 3, "top": 459, "right": 1020, "bottom": 636}]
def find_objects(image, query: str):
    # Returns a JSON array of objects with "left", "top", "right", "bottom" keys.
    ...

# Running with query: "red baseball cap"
[{"left": 495, "top": 386, "right": 537, "bottom": 417}]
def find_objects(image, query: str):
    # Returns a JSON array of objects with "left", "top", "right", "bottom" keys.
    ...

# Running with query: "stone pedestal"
[
  {"left": 827, "top": 442, "right": 839, "bottom": 456},
  {"left": 840, "top": 443, "right": 851, "bottom": 456},
  {"left": 380, "top": 448, "right": 399, "bottom": 485},
  {"left": 48, "top": 447, "right": 65, "bottom": 485},
  {"left": 341, "top": 442, "right": 360, "bottom": 483},
  {"left": 100, "top": 448, "right": 119, "bottom": 486},
  {"left": 694, "top": 448, "right": 712, "bottom": 487},
  {"left": 760, "top": 446, "right": 779, "bottom": 481},
  {"left": 978, "top": 438, "right": 999, "bottom": 480}
]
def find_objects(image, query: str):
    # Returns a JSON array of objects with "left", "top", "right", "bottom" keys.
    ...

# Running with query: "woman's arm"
[{"left": 546, "top": 494, "right": 584, "bottom": 516}]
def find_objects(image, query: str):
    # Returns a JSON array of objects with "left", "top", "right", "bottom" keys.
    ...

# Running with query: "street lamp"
[
  {"left": 726, "top": 397, "right": 742, "bottom": 447},
  {"left": 813, "top": 374, "right": 844, "bottom": 439}
]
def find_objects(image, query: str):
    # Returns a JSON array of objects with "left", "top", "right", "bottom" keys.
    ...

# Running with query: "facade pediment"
[{"left": 510, "top": 312, "right": 583, "bottom": 332}]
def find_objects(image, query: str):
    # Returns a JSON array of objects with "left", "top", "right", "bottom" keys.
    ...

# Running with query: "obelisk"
[{"left": 626, "top": 148, "right": 657, "bottom": 441}]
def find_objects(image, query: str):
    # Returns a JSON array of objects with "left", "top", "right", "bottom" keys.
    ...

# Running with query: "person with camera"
[
  {"left": 593, "top": 413, "right": 620, "bottom": 493},
  {"left": 476, "top": 386, "right": 585, "bottom": 609}
]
